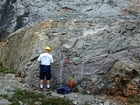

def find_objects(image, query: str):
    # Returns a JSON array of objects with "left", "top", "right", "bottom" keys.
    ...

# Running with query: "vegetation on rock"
[
  {"left": 0, "top": 62, "right": 16, "bottom": 74},
  {"left": 0, "top": 88, "right": 74, "bottom": 105}
]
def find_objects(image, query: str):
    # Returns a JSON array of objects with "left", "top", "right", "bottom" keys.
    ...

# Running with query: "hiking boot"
[
  {"left": 47, "top": 87, "right": 51, "bottom": 91},
  {"left": 39, "top": 88, "right": 43, "bottom": 92}
]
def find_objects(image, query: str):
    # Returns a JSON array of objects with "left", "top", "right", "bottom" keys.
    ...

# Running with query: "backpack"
[{"left": 56, "top": 85, "right": 72, "bottom": 94}]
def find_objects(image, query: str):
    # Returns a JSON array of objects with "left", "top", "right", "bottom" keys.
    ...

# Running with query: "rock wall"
[
  {"left": 0, "top": 0, "right": 140, "bottom": 96},
  {"left": 0, "top": 0, "right": 140, "bottom": 41},
  {"left": 0, "top": 15, "right": 140, "bottom": 91}
]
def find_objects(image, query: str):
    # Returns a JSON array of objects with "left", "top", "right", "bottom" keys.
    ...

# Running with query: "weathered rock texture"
[
  {"left": 0, "top": 0, "right": 140, "bottom": 41},
  {"left": 0, "top": 0, "right": 140, "bottom": 98},
  {"left": 0, "top": 15, "right": 140, "bottom": 89}
]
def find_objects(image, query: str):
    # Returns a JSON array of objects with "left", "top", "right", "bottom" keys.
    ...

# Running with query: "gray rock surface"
[
  {"left": 0, "top": 15, "right": 140, "bottom": 89},
  {"left": 0, "top": 99, "right": 11, "bottom": 105},
  {"left": 0, "top": 0, "right": 140, "bottom": 41},
  {"left": 0, "top": 0, "right": 140, "bottom": 102},
  {"left": 0, "top": 73, "right": 122, "bottom": 105}
]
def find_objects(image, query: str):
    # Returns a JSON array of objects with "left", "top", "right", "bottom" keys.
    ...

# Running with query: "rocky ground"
[{"left": 0, "top": 73, "right": 126, "bottom": 105}]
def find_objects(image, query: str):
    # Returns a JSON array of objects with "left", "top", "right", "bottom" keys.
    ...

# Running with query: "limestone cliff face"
[
  {"left": 0, "top": 0, "right": 140, "bottom": 95},
  {"left": 0, "top": 0, "right": 140, "bottom": 41},
  {"left": 0, "top": 15, "right": 140, "bottom": 90}
]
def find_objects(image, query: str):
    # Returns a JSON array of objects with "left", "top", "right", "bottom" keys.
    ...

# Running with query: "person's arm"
[
  {"left": 37, "top": 55, "right": 41, "bottom": 63},
  {"left": 51, "top": 56, "right": 54, "bottom": 64}
]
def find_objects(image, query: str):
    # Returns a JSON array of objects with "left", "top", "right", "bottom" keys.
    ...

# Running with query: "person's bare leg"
[
  {"left": 46, "top": 80, "right": 50, "bottom": 89},
  {"left": 40, "top": 80, "right": 44, "bottom": 88}
]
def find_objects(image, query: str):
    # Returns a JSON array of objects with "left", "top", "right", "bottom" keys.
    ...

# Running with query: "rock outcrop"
[
  {"left": 0, "top": 0, "right": 140, "bottom": 99},
  {"left": 0, "top": 0, "right": 140, "bottom": 41},
  {"left": 0, "top": 15, "right": 140, "bottom": 89}
]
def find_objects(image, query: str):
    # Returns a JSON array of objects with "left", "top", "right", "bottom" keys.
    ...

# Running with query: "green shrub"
[
  {"left": 127, "top": 94, "right": 140, "bottom": 105},
  {"left": 0, "top": 94, "right": 8, "bottom": 98},
  {"left": 0, "top": 62, "right": 2, "bottom": 66}
]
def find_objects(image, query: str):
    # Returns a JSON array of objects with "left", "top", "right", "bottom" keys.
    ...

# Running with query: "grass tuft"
[
  {"left": 0, "top": 62, "right": 16, "bottom": 74},
  {"left": 7, "top": 88, "right": 74, "bottom": 105}
]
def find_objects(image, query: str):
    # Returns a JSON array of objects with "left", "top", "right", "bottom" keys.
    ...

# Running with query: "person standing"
[{"left": 37, "top": 46, "right": 53, "bottom": 91}]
